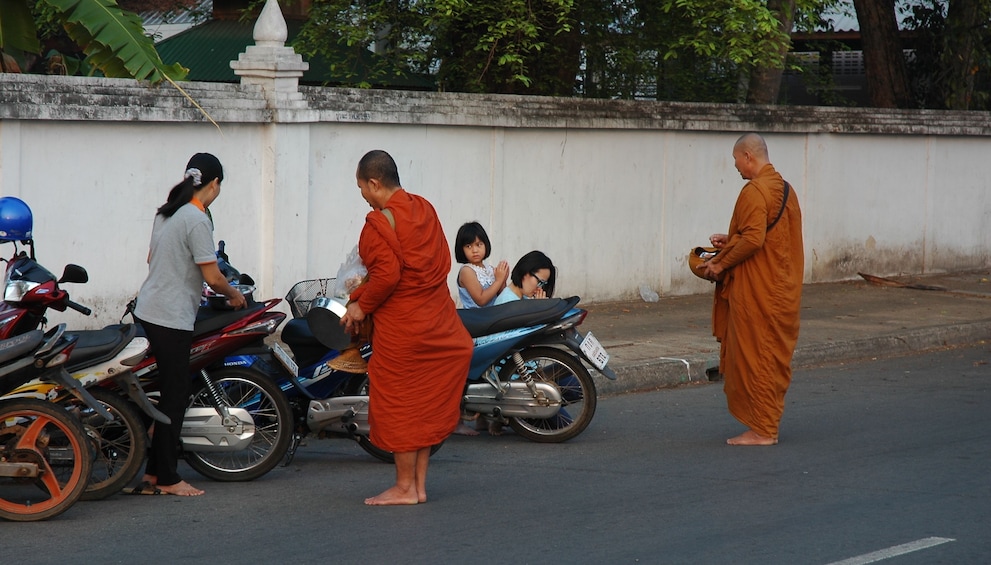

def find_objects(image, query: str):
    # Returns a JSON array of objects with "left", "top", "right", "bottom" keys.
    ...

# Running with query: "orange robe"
[
  {"left": 712, "top": 164, "right": 803, "bottom": 439},
  {"left": 351, "top": 189, "right": 473, "bottom": 452}
]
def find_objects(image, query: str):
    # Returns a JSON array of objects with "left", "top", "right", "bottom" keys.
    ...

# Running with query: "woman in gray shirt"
[{"left": 129, "top": 153, "right": 246, "bottom": 497}]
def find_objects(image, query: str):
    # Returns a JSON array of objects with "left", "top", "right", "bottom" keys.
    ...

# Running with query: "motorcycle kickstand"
[{"left": 283, "top": 431, "right": 304, "bottom": 466}]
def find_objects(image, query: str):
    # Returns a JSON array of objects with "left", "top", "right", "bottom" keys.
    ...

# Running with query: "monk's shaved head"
[
  {"left": 732, "top": 133, "right": 771, "bottom": 180},
  {"left": 734, "top": 133, "right": 769, "bottom": 161},
  {"left": 357, "top": 150, "right": 402, "bottom": 188}
]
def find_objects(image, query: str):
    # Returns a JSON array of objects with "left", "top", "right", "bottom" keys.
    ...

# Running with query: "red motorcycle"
[
  {"left": 0, "top": 241, "right": 164, "bottom": 499},
  {"left": 1, "top": 239, "right": 293, "bottom": 485},
  {"left": 121, "top": 288, "right": 294, "bottom": 482}
]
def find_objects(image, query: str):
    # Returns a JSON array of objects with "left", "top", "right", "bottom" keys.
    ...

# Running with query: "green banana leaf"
[
  {"left": 0, "top": 0, "right": 42, "bottom": 54},
  {"left": 47, "top": 0, "right": 187, "bottom": 83}
]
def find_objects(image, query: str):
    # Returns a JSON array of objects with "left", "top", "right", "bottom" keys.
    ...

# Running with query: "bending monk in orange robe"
[
  {"left": 342, "top": 150, "right": 473, "bottom": 504},
  {"left": 700, "top": 133, "right": 804, "bottom": 446}
]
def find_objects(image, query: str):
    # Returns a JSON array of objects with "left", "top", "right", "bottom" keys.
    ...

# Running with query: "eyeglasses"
[{"left": 530, "top": 272, "right": 548, "bottom": 289}]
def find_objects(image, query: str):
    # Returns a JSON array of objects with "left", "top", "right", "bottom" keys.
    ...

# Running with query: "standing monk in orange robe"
[
  {"left": 701, "top": 133, "right": 804, "bottom": 446},
  {"left": 341, "top": 150, "right": 473, "bottom": 504}
]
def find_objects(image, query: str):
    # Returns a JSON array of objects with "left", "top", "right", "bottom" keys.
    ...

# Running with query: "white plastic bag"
[{"left": 332, "top": 245, "right": 367, "bottom": 299}]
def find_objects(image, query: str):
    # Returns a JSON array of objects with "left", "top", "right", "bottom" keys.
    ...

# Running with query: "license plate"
[
  {"left": 271, "top": 343, "right": 298, "bottom": 378},
  {"left": 579, "top": 332, "right": 609, "bottom": 370}
]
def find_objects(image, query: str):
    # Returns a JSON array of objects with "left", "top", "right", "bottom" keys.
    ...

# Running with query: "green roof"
[{"left": 155, "top": 19, "right": 433, "bottom": 89}]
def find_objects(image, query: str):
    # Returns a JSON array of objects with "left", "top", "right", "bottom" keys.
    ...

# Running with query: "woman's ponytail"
[{"left": 155, "top": 153, "right": 224, "bottom": 217}]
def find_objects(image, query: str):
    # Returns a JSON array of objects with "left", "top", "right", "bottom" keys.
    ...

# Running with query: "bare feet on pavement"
[
  {"left": 726, "top": 430, "right": 777, "bottom": 446},
  {"left": 453, "top": 422, "right": 479, "bottom": 436},
  {"left": 157, "top": 480, "right": 205, "bottom": 496},
  {"left": 364, "top": 485, "right": 420, "bottom": 506}
]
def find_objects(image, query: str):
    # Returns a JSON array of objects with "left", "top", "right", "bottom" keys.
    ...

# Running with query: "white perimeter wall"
[{"left": 2, "top": 75, "right": 990, "bottom": 329}]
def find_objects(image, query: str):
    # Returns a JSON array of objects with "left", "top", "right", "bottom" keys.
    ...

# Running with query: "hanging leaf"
[
  {"left": 46, "top": 0, "right": 187, "bottom": 83},
  {"left": 0, "top": 0, "right": 42, "bottom": 54}
]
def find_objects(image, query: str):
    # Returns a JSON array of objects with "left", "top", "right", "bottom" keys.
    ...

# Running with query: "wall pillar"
[
  {"left": 230, "top": 0, "right": 312, "bottom": 302},
  {"left": 230, "top": 0, "right": 309, "bottom": 109}
]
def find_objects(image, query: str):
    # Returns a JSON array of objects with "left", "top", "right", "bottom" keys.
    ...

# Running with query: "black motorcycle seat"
[
  {"left": 192, "top": 302, "right": 267, "bottom": 338},
  {"left": 457, "top": 296, "right": 581, "bottom": 338},
  {"left": 64, "top": 324, "right": 138, "bottom": 373}
]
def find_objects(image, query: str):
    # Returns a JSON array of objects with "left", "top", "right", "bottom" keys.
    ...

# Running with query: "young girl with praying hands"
[{"left": 455, "top": 221, "right": 509, "bottom": 308}]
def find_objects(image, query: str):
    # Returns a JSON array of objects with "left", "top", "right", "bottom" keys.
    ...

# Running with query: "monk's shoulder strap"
[
  {"left": 767, "top": 181, "right": 790, "bottom": 232},
  {"left": 379, "top": 207, "right": 406, "bottom": 267},
  {"left": 381, "top": 208, "right": 396, "bottom": 230}
]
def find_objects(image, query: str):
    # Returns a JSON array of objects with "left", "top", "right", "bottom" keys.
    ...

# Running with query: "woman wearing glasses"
[
  {"left": 492, "top": 250, "right": 556, "bottom": 305},
  {"left": 480, "top": 250, "right": 561, "bottom": 435}
]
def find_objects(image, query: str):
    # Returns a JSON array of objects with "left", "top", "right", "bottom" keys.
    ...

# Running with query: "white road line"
[{"left": 827, "top": 537, "right": 956, "bottom": 565}]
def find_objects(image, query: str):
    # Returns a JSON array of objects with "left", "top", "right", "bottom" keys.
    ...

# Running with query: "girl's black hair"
[
  {"left": 510, "top": 250, "right": 556, "bottom": 298},
  {"left": 157, "top": 152, "right": 224, "bottom": 217},
  {"left": 454, "top": 221, "right": 492, "bottom": 263}
]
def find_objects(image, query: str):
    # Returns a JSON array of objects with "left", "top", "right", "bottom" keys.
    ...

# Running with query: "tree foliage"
[
  {"left": 0, "top": 0, "right": 186, "bottom": 82},
  {"left": 292, "top": 0, "right": 574, "bottom": 93},
  {"left": 843, "top": 0, "right": 990, "bottom": 110},
  {"left": 903, "top": 0, "right": 990, "bottom": 110},
  {"left": 293, "top": 0, "right": 833, "bottom": 101},
  {"left": 579, "top": 0, "right": 818, "bottom": 101}
]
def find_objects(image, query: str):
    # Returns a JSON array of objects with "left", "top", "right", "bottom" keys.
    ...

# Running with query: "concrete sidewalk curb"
[
  {"left": 596, "top": 356, "right": 715, "bottom": 396},
  {"left": 596, "top": 320, "right": 991, "bottom": 396},
  {"left": 790, "top": 320, "right": 991, "bottom": 369}
]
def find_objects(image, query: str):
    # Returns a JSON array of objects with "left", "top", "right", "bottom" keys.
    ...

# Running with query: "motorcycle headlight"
[{"left": 4, "top": 279, "right": 39, "bottom": 302}]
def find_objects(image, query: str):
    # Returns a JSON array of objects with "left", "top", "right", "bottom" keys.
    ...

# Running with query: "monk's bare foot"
[
  {"left": 364, "top": 485, "right": 418, "bottom": 506},
  {"left": 726, "top": 430, "right": 777, "bottom": 446},
  {"left": 157, "top": 480, "right": 205, "bottom": 496},
  {"left": 417, "top": 490, "right": 427, "bottom": 504},
  {"left": 453, "top": 422, "right": 479, "bottom": 436}
]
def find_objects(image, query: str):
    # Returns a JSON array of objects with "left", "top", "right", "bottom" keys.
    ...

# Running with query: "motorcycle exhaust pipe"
[
  {"left": 307, "top": 396, "right": 370, "bottom": 435},
  {"left": 463, "top": 381, "right": 563, "bottom": 419}
]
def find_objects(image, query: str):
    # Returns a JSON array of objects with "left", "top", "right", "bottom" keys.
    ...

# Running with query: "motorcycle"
[
  {"left": 1, "top": 240, "right": 290, "bottom": 490},
  {"left": 452, "top": 294, "right": 617, "bottom": 442},
  {"left": 0, "top": 324, "right": 93, "bottom": 521},
  {"left": 118, "top": 245, "right": 294, "bottom": 483},
  {"left": 228, "top": 276, "right": 617, "bottom": 470},
  {"left": 1, "top": 243, "right": 160, "bottom": 500},
  {"left": 3, "top": 238, "right": 294, "bottom": 484},
  {"left": 221, "top": 278, "right": 388, "bottom": 463}
]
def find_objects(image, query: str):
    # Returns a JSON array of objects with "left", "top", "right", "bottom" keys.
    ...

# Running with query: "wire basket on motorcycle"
[{"left": 285, "top": 278, "right": 335, "bottom": 319}]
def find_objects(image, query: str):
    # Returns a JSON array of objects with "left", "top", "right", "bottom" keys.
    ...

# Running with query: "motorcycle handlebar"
[{"left": 68, "top": 300, "right": 92, "bottom": 316}]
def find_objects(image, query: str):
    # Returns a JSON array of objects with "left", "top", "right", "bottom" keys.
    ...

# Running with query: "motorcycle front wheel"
[
  {"left": 71, "top": 387, "right": 148, "bottom": 501},
  {"left": 0, "top": 398, "right": 92, "bottom": 521},
  {"left": 183, "top": 368, "right": 292, "bottom": 482},
  {"left": 343, "top": 373, "right": 444, "bottom": 464},
  {"left": 507, "top": 346, "right": 597, "bottom": 443}
]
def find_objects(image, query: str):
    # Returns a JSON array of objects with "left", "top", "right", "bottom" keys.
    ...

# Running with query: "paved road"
[{"left": 5, "top": 346, "right": 989, "bottom": 564}]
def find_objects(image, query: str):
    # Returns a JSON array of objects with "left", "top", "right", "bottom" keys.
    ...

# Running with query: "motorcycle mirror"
[{"left": 59, "top": 264, "right": 89, "bottom": 284}]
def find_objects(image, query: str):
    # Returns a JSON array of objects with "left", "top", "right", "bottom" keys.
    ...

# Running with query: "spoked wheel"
[
  {"left": 343, "top": 374, "right": 444, "bottom": 464},
  {"left": 183, "top": 368, "right": 292, "bottom": 482},
  {"left": 507, "top": 346, "right": 597, "bottom": 443},
  {"left": 0, "top": 398, "right": 92, "bottom": 522},
  {"left": 71, "top": 388, "right": 148, "bottom": 501}
]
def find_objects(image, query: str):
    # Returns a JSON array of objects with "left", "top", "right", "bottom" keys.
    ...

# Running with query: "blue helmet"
[{"left": 0, "top": 197, "right": 33, "bottom": 242}]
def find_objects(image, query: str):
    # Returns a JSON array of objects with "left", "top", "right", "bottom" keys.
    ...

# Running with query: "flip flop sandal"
[{"left": 122, "top": 481, "right": 166, "bottom": 496}]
